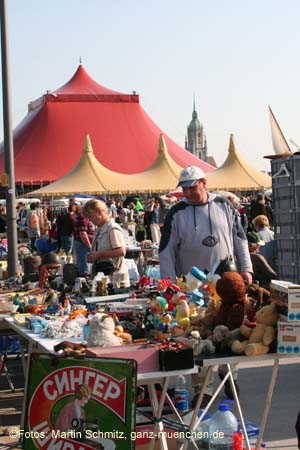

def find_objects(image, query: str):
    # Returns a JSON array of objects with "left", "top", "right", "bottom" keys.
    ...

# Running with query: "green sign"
[{"left": 23, "top": 354, "right": 137, "bottom": 450}]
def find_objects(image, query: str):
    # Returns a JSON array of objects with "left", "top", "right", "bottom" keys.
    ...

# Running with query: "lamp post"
[{"left": 0, "top": 0, "right": 18, "bottom": 276}]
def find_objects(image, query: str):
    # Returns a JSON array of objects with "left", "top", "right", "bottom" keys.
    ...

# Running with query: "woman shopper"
[{"left": 82, "top": 199, "right": 130, "bottom": 287}]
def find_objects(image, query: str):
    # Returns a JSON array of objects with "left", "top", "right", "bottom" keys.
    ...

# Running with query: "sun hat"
[
  {"left": 247, "top": 231, "right": 265, "bottom": 246},
  {"left": 177, "top": 165, "right": 205, "bottom": 188}
]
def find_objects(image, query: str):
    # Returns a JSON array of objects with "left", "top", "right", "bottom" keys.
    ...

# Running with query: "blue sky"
[{"left": 1, "top": 0, "right": 300, "bottom": 172}]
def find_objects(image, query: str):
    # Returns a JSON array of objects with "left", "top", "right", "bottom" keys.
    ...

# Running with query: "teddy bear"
[
  {"left": 87, "top": 313, "right": 123, "bottom": 347},
  {"left": 54, "top": 341, "right": 87, "bottom": 356},
  {"left": 215, "top": 272, "right": 247, "bottom": 331},
  {"left": 190, "top": 330, "right": 216, "bottom": 356},
  {"left": 248, "top": 283, "right": 271, "bottom": 309},
  {"left": 184, "top": 298, "right": 221, "bottom": 339},
  {"left": 211, "top": 324, "right": 246, "bottom": 353},
  {"left": 114, "top": 325, "right": 132, "bottom": 344},
  {"left": 231, "top": 301, "right": 278, "bottom": 356}
]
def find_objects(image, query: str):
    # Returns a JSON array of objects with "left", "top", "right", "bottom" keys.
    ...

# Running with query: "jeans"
[
  {"left": 74, "top": 239, "right": 90, "bottom": 275},
  {"left": 60, "top": 235, "right": 73, "bottom": 255}
]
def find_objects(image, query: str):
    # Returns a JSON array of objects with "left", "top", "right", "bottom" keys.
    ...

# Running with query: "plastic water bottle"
[
  {"left": 208, "top": 401, "right": 238, "bottom": 449},
  {"left": 174, "top": 374, "right": 189, "bottom": 414}
]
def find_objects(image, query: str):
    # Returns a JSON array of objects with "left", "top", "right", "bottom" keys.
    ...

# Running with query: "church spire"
[{"left": 186, "top": 98, "right": 207, "bottom": 162}]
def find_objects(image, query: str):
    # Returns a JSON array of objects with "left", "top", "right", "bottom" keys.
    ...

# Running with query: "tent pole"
[{"left": 0, "top": 0, "right": 18, "bottom": 277}]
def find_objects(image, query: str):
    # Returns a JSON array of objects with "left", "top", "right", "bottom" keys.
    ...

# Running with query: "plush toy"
[
  {"left": 185, "top": 299, "right": 221, "bottom": 339},
  {"left": 212, "top": 325, "right": 245, "bottom": 353},
  {"left": 189, "top": 330, "right": 215, "bottom": 356},
  {"left": 248, "top": 283, "right": 271, "bottom": 309},
  {"left": 87, "top": 313, "right": 123, "bottom": 347},
  {"left": 215, "top": 272, "right": 246, "bottom": 331},
  {"left": 114, "top": 325, "right": 132, "bottom": 344},
  {"left": 231, "top": 301, "right": 278, "bottom": 356},
  {"left": 54, "top": 341, "right": 87, "bottom": 356}
]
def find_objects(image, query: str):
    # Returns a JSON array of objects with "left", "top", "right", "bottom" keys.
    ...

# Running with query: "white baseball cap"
[{"left": 177, "top": 165, "right": 205, "bottom": 187}]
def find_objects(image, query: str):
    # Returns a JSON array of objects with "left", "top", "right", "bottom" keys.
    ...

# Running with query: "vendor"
[{"left": 82, "top": 199, "right": 130, "bottom": 287}]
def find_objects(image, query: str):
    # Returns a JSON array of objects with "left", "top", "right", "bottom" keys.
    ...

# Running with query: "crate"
[
  {"left": 273, "top": 210, "right": 300, "bottom": 236},
  {"left": 272, "top": 184, "right": 296, "bottom": 211},
  {"left": 271, "top": 155, "right": 300, "bottom": 184},
  {"left": 275, "top": 259, "right": 300, "bottom": 284},
  {"left": 275, "top": 236, "right": 300, "bottom": 261}
]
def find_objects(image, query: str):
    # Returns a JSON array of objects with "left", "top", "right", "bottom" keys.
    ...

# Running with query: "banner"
[{"left": 22, "top": 354, "right": 137, "bottom": 450}]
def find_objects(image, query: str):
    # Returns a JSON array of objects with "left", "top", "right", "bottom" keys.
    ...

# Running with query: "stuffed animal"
[
  {"left": 185, "top": 299, "right": 221, "bottom": 339},
  {"left": 114, "top": 325, "right": 132, "bottom": 344},
  {"left": 189, "top": 330, "right": 215, "bottom": 356},
  {"left": 231, "top": 301, "right": 278, "bottom": 356},
  {"left": 212, "top": 325, "right": 245, "bottom": 353},
  {"left": 248, "top": 283, "right": 271, "bottom": 309},
  {"left": 215, "top": 272, "right": 246, "bottom": 331},
  {"left": 54, "top": 341, "right": 87, "bottom": 356},
  {"left": 87, "top": 313, "right": 123, "bottom": 347}
]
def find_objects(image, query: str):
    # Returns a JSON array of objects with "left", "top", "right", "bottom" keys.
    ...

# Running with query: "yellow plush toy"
[{"left": 231, "top": 301, "right": 278, "bottom": 356}]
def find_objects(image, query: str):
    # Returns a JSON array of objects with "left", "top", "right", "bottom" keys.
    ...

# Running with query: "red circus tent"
[{"left": 0, "top": 64, "right": 214, "bottom": 185}]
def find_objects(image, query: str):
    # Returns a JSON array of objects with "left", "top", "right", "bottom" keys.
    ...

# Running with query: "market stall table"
[{"left": 4, "top": 317, "right": 299, "bottom": 450}]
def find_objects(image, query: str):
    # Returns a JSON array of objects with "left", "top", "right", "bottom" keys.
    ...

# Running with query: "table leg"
[
  {"left": 148, "top": 378, "right": 169, "bottom": 450},
  {"left": 255, "top": 358, "right": 279, "bottom": 450},
  {"left": 225, "top": 363, "right": 251, "bottom": 450},
  {"left": 19, "top": 340, "right": 33, "bottom": 443}
]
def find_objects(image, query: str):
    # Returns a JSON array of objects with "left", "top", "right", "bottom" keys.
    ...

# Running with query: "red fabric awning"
[{"left": 0, "top": 65, "right": 214, "bottom": 184}]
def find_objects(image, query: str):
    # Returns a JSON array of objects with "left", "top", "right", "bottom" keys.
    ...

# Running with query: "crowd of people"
[
  {"left": 0, "top": 168, "right": 279, "bottom": 409},
  {"left": 2, "top": 182, "right": 275, "bottom": 290}
]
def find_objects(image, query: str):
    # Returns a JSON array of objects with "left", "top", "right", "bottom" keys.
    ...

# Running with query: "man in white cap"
[{"left": 159, "top": 165, "right": 253, "bottom": 406}]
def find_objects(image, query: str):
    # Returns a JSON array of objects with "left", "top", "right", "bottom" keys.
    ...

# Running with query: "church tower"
[{"left": 185, "top": 99, "right": 207, "bottom": 162}]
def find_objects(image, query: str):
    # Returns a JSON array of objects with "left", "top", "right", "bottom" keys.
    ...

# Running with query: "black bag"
[
  {"left": 92, "top": 260, "right": 116, "bottom": 276},
  {"left": 214, "top": 255, "right": 238, "bottom": 276}
]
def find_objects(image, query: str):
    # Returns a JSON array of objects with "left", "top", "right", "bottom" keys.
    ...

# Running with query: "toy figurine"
[{"left": 64, "top": 297, "right": 71, "bottom": 314}]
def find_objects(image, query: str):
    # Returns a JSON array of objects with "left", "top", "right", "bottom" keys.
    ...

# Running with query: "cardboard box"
[
  {"left": 277, "top": 321, "right": 300, "bottom": 354},
  {"left": 270, "top": 280, "right": 300, "bottom": 321},
  {"left": 86, "top": 343, "right": 159, "bottom": 373}
]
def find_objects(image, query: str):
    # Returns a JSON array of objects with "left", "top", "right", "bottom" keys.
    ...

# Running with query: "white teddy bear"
[{"left": 87, "top": 313, "right": 123, "bottom": 347}]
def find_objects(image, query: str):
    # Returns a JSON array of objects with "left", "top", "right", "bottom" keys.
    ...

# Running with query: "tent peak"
[
  {"left": 228, "top": 134, "right": 237, "bottom": 153},
  {"left": 158, "top": 134, "right": 168, "bottom": 154},
  {"left": 83, "top": 134, "right": 93, "bottom": 153}
]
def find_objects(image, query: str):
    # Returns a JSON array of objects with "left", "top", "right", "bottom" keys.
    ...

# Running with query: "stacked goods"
[
  {"left": 271, "top": 280, "right": 300, "bottom": 354},
  {"left": 271, "top": 155, "right": 300, "bottom": 283}
]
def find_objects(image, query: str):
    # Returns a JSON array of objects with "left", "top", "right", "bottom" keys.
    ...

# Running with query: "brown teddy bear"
[
  {"left": 53, "top": 341, "right": 87, "bottom": 356},
  {"left": 184, "top": 298, "right": 221, "bottom": 339},
  {"left": 215, "top": 272, "right": 246, "bottom": 331},
  {"left": 231, "top": 301, "right": 278, "bottom": 356}
]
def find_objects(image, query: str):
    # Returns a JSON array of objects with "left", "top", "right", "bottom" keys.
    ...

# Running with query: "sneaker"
[
  {"left": 218, "top": 372, "right": 240, "bottom": 399},
  {"left": 191, "top": 393, "right": 212, "bottom": 409}
]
